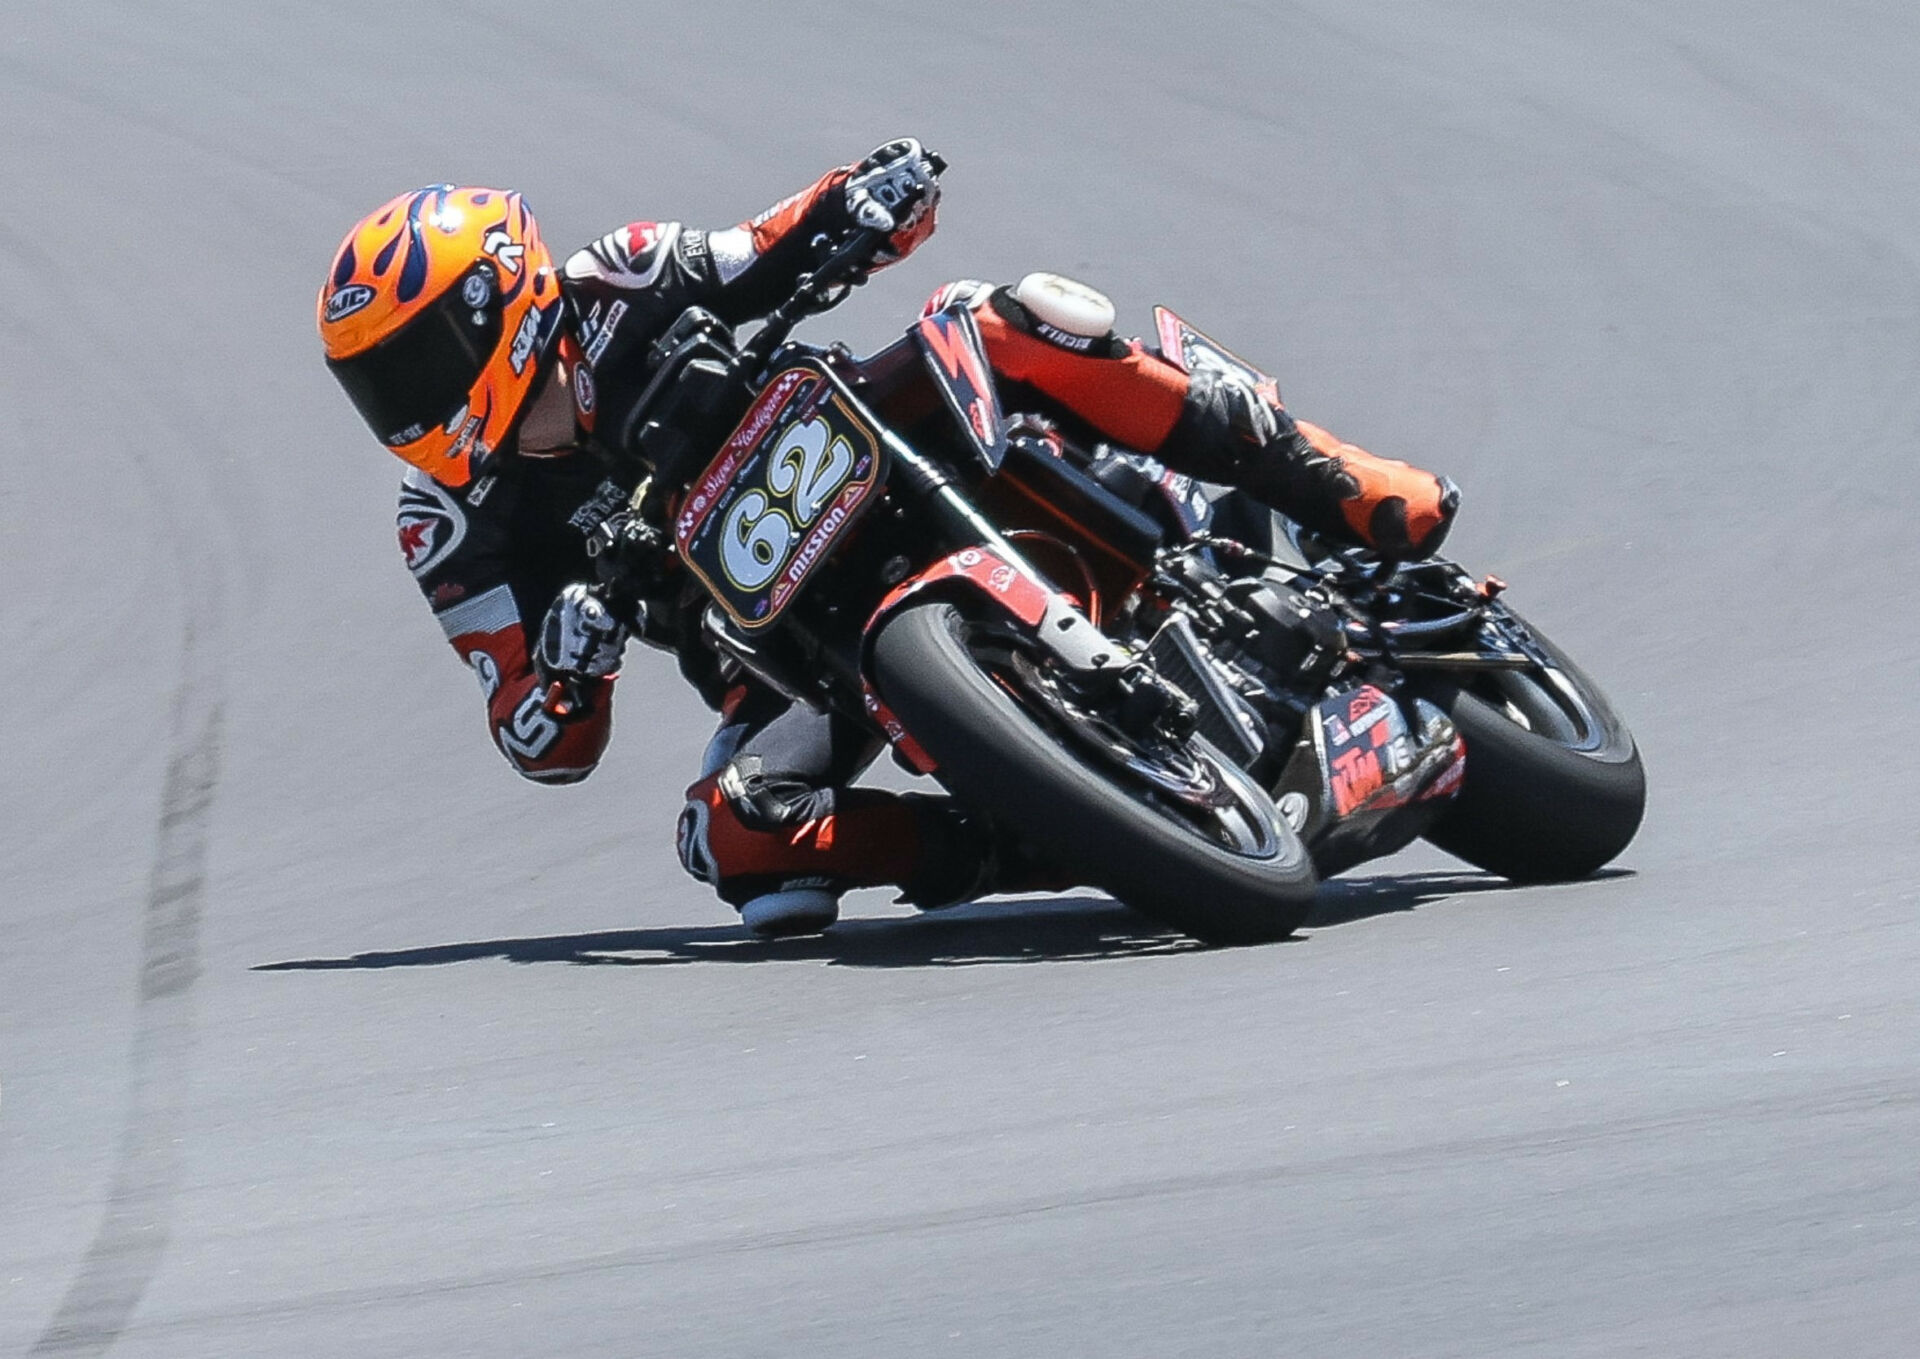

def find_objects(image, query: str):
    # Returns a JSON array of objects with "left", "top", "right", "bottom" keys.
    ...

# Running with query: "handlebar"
[
  {"left": 735, "top": 147, "right": 945, "bottom": 377},
  {"left": 733, "top": 226, "right": 889, "bottom": 379},
  {"left": 549, "top": 154, "right": 949, "bottom": 717}
]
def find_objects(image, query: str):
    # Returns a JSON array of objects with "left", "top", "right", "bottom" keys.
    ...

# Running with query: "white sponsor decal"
[
  {"left": 447, "top": 413, "right": 483, "bottom": 459},
  {"left": 1348, "top": 700, "right": 1394, "bottom": 739},
  {"left": 583, "top": 299, "right": 626, "bottom": 366},
  {"left": 1035, "top": 321, "right": 1096, "bottom": 352},
  {"left": 508, "top": 304, "right": 545, "bottom": 374},
  {"left": 567, "top": 479, "right": 626, "bottom": 534},
  {"left": 324, "top": 284, "right": 375, "bottom": 322},
  {"left": 482, "top": 229, "right": 524, "bottom": 274}
]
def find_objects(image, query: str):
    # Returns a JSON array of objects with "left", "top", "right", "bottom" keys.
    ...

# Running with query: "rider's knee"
[{"left": 676, "top": 758, "right": 835, "bottom": 900}]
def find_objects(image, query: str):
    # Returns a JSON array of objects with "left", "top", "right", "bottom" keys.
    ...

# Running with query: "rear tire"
[
  {"left": 1415, "top": 620, "right": 1645, "bottom": 882},
  {"left": 872, "top": 601, "right": 1317, "bottom": 944}
]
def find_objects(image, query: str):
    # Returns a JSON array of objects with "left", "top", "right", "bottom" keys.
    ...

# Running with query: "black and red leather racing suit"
[{"left": 394, "top": 161, "right": 1459, "bottom": 909}]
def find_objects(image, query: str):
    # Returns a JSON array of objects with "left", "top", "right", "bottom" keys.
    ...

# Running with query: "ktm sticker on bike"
[{"left": 677, "top": 362, "right": 888, "bottom": 631}]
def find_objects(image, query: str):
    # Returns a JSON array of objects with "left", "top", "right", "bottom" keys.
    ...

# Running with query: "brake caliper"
[{"left": 1110, "top": 662, "right": 1200, "bottom": 745}]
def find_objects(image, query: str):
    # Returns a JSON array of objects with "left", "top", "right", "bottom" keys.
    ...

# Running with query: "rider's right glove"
[
  {"left": 845, "top": 138, "right": 941, "bottom": 266},
  {"left": 536, "top": 583, "right": 630, "bottom": 684}
]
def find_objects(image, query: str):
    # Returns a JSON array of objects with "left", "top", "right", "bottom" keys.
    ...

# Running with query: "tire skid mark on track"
[
  {"left": 0, "top": 222, "right": 233, "bottom": 1357},
  {"left": 29, "top": 684, "right": 221, "bottom": 1358}
]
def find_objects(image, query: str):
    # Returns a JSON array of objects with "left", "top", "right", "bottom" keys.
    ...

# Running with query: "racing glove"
[
  {"left": 846, "top": 138, "right": 941, "bottom": 266},
  {"left": 536, "top": 583, "right": 629, "bottom": 682}
]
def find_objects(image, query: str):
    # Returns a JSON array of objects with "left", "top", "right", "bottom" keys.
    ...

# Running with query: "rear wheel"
[
  {"left": 872, "top": 601, "right": 1317, "bottom": 944},
  {"left": 1414, "top": 616, "right": 1645, "bottom": 882}
]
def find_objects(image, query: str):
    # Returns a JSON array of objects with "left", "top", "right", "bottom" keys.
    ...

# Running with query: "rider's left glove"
[
  {"left": 536, "top": 583, "right": 629, "bottom": 682},
  {"left": 846, "top": 138, "right": 941, "bottom": 266}
]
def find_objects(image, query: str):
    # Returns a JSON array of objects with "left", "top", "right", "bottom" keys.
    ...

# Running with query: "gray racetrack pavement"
[{"left": 4, "top": 2, "right": 1918, "bottom": 1354}]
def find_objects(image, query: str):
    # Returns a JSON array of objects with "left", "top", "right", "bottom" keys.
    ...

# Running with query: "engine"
[
  {"left": 1142, "top": 552, "right": 1349, "bottom": 775},
  {"left": 1217, "top": 575, "right": 1347, "bottom": 700}
]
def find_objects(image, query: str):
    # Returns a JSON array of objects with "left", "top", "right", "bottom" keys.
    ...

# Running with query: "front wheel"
[
  {"left": 1413, "top": 615, "right": 1646, "bottom": 882},
  {"left": 871, "top": 601, "right": 1317, "bottom": 944}
]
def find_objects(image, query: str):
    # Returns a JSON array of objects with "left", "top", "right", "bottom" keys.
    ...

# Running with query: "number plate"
[{"left": 675, "top": 363, "right": 888, "bottom": 631}]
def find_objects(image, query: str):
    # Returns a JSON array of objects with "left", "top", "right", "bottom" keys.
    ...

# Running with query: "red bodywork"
[{"left": 859, "top": 544, "right": 1076, "bottom": 773}]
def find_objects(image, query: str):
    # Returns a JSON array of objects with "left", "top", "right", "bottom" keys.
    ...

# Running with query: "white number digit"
[
  {"left": 767, "top": 417, "right": 855, "bottom": 525},
  {"left": 500, "top": 692, "right": 561, "bottom": 762},
  {"left": 796, "top": 434, "right": 854, "bottom": 524},
  {"left": 719, "top": 489, "right": 794, "bottom": 590},
  {"left": 766, "top": 418, "right": 825, "bottom": 500}
]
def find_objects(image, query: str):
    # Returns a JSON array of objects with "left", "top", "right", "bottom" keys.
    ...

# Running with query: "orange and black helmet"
[{"left": 318, "top": 185, "right": 563, "bottom": 486}]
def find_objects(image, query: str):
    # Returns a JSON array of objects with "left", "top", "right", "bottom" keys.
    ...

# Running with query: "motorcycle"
[{"left": 581, "top": 192, "right": 1646, "bottom": 945}]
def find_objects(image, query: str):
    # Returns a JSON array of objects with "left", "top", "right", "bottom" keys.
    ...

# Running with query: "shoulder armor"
[{"left": 564, "top": 221, "right": 684, "bottom": 288}]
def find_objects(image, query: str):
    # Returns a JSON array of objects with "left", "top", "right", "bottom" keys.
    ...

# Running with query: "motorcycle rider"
[{"left": 318, "top": 140, "right": 1460, "bottom": 936}]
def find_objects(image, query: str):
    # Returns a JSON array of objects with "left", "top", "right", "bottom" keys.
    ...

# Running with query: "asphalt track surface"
[{"left": 4, "top": 2, "right": 1919, "bottom": 1355}]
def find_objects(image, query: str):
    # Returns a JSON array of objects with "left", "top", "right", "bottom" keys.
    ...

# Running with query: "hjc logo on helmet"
[{"left": 324, "top": 284, "right": 376, "bottom": 323}]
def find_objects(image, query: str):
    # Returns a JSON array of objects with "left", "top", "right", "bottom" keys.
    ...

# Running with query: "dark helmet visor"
[{"left": 326, "top": 266, "right": 502, "bottom": 446}]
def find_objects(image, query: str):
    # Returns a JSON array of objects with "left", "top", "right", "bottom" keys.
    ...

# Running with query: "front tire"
[
  {"left": 1415, "top": 619, "right": 1646, "bottom": 882},
  {"left": 872, "top": 601, "right": 1317, "bottom": 944}
]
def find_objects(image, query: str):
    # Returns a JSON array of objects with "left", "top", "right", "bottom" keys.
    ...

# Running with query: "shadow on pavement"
[
  {"left": 254, "top": 896, "right": 1193, "bottom": 971},
  {"left": 253, "top": 869, "right": 1632, "bottom": 973},
  {"left": 1307, "top": 866, "right": 1635, "bottom": 927}
]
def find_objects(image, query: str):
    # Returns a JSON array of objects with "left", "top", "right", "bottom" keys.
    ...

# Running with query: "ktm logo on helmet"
[
  {"left": 508, "top": 305, "right": 546, "bottom": 375},
  {"left": 324, "top": 284, "right": 376, "bottom": 323}
]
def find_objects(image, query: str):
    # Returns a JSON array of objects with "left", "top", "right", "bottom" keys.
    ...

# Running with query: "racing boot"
[
  {"left": 894, "top": 803, "right": 1078, "bottom": 911},
  {"left": 1171, "top": 368, "right": 1460, "bottom": 559},
  {"left": 679, "top": 762, "right": 1014, "bottom": 936}
]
